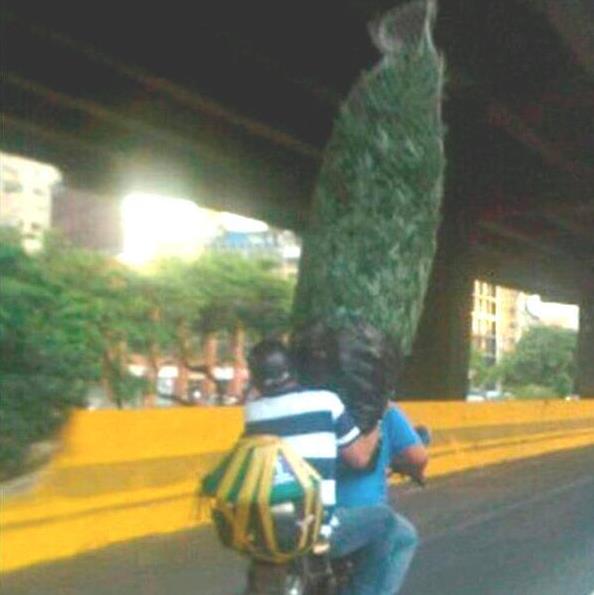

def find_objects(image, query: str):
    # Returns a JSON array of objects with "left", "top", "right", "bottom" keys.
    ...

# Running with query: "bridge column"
[
  {"left": 576, "top": 293, "right": 594, "bottom": 398},
  {"left": 400, "top": 209, "right": 474, "bottom": 400}
]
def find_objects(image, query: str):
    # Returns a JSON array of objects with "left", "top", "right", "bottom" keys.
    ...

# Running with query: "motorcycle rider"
[
  {"left": 290, "top": 321, "right": 428, "bottom": 594},
  {"left": 336, "top": 402, "right": 429, "bottom": 593},
  {"left": 244, "top": 339, "right": 410, "bottom": 595}
]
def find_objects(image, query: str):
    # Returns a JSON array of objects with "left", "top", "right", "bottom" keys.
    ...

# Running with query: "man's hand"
[
  {"left": 340, "top": 424, "right": 381, "bottom": 469},
  {"left": 390, "top": 444, "right": 428, "bottom": 485}
]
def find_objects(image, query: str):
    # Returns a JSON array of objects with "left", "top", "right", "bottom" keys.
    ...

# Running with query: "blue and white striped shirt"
[{"left": 244, "top": 386, "right": 360, "bottom": 534}]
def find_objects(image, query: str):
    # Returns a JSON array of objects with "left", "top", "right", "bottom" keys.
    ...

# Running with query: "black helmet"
[{"left": 248, "top": 340, "right": 294, "bottom": 393}]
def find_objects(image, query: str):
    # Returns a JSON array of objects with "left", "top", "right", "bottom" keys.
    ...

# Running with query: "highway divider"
[{"left": 2, "top": 400, "right": 593, "bottom": 573}]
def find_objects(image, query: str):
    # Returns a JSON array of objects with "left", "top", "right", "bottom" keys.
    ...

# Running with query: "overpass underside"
[{"left": 2, "top": 1, "right": 593, "bottom": 397}]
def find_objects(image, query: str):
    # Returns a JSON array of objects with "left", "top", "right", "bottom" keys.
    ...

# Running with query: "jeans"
[{"left": 329, "top": 505, "right": 418, "bottom": 595}]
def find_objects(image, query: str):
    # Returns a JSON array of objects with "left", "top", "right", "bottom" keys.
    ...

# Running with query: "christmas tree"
[{"left": 293, "top": 0, "right": 446, "bottom": 361}]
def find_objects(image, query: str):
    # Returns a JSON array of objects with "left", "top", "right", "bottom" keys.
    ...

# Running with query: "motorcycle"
[
  {"left": 244, "top": 425, "right": 430, "bottom": 595},
  {"left": 246, "top": 546, "right": 336, "bottom": 595}
]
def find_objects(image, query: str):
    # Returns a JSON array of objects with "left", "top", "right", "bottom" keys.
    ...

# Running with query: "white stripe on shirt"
[
  {"left": 245, "top": 390, "right": 345, "bottom": 423},
  {"left": 282, "top": 432, "right": 337, "bottom": 459},
  {"left": 320, "top": 479, "right": 336, "bottom": 506},
  {"left": 337, "top": 426, "right": 360, "bottom": 447}
]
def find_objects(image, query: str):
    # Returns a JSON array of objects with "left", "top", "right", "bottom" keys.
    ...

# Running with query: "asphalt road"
[
  {"left": 398, "top": 445, "right": 594, "bottom": 595},
  {"left": 3, "top": 445, "right": 594, "bottom": 595}
]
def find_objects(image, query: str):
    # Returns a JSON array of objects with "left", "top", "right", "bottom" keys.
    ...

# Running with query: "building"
[
  {"left": 471, "top": 281, "right": 530, "bottom": 365},
  {"left": 0, "top": 152, "right": 61, "bottom": 251},
  {"left": 52, "top": 186, "right": 123, "bottom": 255},
  {"left": 115, "top": 192, "right": 301, "bottom": 273},
  {"left": 0, "top": 152, "right": 124, "bottom": 255},
  {"left": 209, "top": 229, "right": 301, "bottom": 278}
]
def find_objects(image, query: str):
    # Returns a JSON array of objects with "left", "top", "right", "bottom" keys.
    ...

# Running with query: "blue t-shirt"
[{"left": 336, "top": 406, "right": 421, "bottom": 507}]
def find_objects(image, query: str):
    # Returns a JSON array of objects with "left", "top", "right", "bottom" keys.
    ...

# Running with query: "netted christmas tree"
[
  {"left": 293, "top": 0, "right": 445, "bottom": 356},
  {"left": 291, "top": 1, "right": 446, "bottom": 422}
]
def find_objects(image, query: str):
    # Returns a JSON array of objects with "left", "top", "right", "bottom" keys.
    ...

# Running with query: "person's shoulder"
[
  {"left": 244, "top": 396, "right": 268, "bottom": 419},
  {"left": 384, "top": 403, "right": 420, "bottom": 447},
  {"left": 300, "top": 388, "right": 344, "bottom": 416},
  {"left": 315, "top": 388, "right": 343, "bottom": 404},
  {"left": 384, "top": 404, "right": 414, "bottom": 430},
  {"left": 384, "top": 403, "right": 405, "bottom": 421},
  {"left": 312, "top": 388, "right": 341, "bottom": 399}
]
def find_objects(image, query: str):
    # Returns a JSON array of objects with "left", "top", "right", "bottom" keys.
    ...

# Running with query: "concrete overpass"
[{"left": 2, "top": 0, "right": 593, "bottom": 397}]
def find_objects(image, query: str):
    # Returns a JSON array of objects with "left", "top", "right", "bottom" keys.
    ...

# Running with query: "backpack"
[{"left": 200, "top": 434, "right": 324, "bottom": 563}]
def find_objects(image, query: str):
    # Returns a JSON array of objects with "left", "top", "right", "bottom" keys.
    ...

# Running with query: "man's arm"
[
  {"left": 385, "top": 405, "right": 429, "bottom": 484},
  {"left": 327, "top": 391, "right": 381, "bottom": 469},
  {"left": 390, "top": 444, "right": 428, "bottom": 484},
  {"left": 340, "top": 424, "right": 381, "bottom": 469}
]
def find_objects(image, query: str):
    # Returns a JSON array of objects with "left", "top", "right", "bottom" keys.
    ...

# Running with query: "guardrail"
[{"left": 2, "top": 400, "right": 593, "bottom": 573}]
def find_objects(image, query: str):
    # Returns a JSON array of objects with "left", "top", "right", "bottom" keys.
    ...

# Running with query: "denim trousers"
[{"left": 329, "top": 505, "right": 418, "bottom": 595}]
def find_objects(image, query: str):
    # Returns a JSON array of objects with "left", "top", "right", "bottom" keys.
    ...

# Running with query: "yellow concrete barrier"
[
  {"left": 399, "top": 400, "right": 594, "bottom": 478},
  {"left": 1, "top": 408, "right": 244, "bottom": 573},
  {"left": 1, "top": 401, "right": 593, "bottom": 573}
]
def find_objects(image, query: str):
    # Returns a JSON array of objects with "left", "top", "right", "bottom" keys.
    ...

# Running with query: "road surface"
[{"left": 3, "top": 445, "right": 594, "bottom": 595}]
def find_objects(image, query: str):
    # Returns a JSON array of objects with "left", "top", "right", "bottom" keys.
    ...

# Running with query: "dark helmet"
[{"left": 248, "top": 340, "right": 295, "bottom": 393}]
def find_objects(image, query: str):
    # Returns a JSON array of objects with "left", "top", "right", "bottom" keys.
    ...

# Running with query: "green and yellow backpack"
[{"left": 200, "top": 435, "right": 324, "bottom": 564}]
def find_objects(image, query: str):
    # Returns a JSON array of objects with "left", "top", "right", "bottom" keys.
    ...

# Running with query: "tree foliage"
[
  {"left": 38, "top": 234, "right": 147, "bottom": 407},
  {"left": 498, "top": 325, "right": 577, "bottom": 397},
  {"left": 194, "top": 253, "right": 293, "bottom": 337},
  {"left": 0, "top": 231, "right": 294, "bottom": 478},
  {"left": 468, "top": 347, "right": 499, "bottom": 391},
  {"left": 0, "top": 230, "right": 98, "bottom": 477}
]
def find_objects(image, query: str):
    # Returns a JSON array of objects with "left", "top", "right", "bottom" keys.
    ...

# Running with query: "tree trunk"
[
  {"left": 101, "top": 340, "right": 128, "bottom": 408},
  {"left": 101, "top": 350, "right": 115, "bottom": 405},
  {"left": 144, "top": 307, "right": 161, "bottom": 408},
  {"left": 202, "top": 332, "right": 218, "bottom": 399},
  {"left": 174, "top": 322, "right": 191, "bottom": 401},
  {"left": 144, "top": 345, "right": 159, "bottom": 408},
  {"left": 230, "top": 324, "right": 246, "bottom": 399},
  {"left": 115, "top": 340, "right": 129, "bottom": 408}
]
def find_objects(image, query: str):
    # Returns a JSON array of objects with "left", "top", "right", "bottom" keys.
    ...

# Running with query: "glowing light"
[
  {"left": 219, "top": 212, "right": 269, "bottom": 233},
  {"left": 119, "top": 193, "right": 272, "bottom": 267},
  {"left": 119, "top": 192, "right": 218, "bottom": 266}
]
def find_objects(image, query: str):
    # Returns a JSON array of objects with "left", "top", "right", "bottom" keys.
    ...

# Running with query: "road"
[
  {"left": 398, "top": 445, "right": 594, "bottom": 595},
  {"left": 3, "top": 445, "right": 594, "bottom": 595}
]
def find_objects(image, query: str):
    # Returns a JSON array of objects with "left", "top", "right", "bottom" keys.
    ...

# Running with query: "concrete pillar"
[
  {"left": 400, "top": 208, "right": 475, "bottom": 400},
  {"left": 576, "top": 293, "right": 594, "bottom": 398}
]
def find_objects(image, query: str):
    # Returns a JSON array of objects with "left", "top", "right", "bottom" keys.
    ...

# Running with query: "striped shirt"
[{"left": 244, "top": 385, "right": 360, "bottom": 534}]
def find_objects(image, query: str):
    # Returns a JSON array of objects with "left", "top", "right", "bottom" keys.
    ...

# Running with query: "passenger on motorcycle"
[
  {"left": 288, "top": 321, "right": 428, "bottom": 595},
  {"left": 335, "top": 403, "right": 429, "bottom": 594},
  {"left": 245, "top": 339, "right": 400, "bottom": 594}
]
